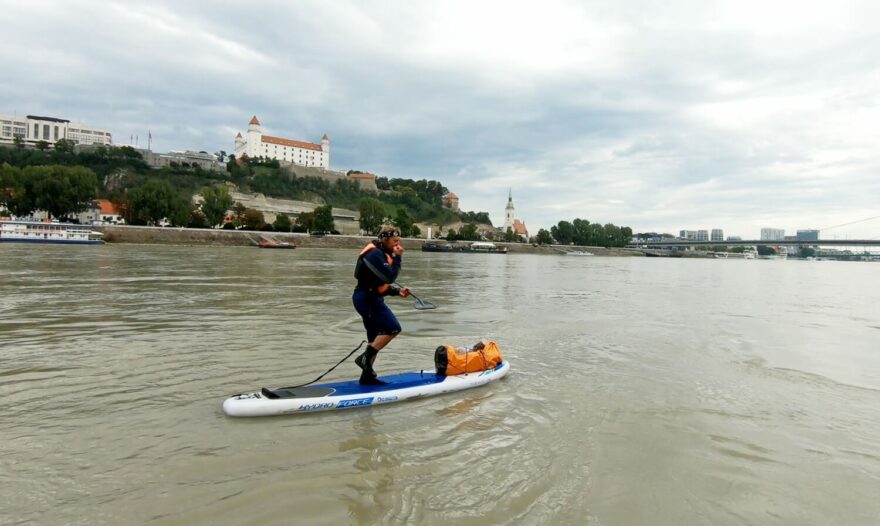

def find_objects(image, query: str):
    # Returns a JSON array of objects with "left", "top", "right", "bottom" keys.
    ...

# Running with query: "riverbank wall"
[{"left": 94, "top": 225, "right": 644, "bottom": 256}]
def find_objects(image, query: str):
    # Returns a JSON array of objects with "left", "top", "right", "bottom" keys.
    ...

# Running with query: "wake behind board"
[{"left": 223, "top": 360, "right": 510, "bottom": 417}]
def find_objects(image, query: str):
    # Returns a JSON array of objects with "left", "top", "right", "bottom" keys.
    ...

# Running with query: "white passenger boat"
[{"left": 0, "top": 220, "right": 104, "bottom": 245}]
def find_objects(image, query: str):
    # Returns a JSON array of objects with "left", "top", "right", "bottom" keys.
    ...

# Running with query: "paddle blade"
[{"left": 413, "top": 298, "right": 436, "bottom": 310}]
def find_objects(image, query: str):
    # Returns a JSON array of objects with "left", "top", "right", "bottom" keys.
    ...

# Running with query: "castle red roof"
[
  {"left": 249, "top": 115, "right": 260, "bottom": 125},
  {"left": 262, "top": 135, "right": 322, "bottom": 151}
]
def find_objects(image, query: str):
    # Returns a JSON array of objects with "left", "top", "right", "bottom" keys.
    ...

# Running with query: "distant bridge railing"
[{"left": 628, "top": 239, "right": 880, "bottom": 247}]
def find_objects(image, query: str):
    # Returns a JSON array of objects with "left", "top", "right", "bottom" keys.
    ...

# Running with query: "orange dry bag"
[{"left": 434, "top": 341, "right": 503, "bottom": 376}]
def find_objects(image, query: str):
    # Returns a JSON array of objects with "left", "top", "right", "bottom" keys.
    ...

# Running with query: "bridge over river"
[{"left": 629, "top": 239, "right": 880, "bottom": 248}]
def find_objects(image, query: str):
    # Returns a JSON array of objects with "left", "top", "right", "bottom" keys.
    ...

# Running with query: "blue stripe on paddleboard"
[
  {"left": 319, "top": 371, "right": 445, "bottom": 396},
  {"left": 315, "top": 361, "right": 506, "bottom": 397}
]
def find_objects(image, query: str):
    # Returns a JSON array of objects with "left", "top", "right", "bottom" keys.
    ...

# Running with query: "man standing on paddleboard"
[{"left": 352, "top": 226, "right": 410, "bottom": 385}]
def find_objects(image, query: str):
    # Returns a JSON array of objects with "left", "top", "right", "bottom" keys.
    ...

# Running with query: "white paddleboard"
[{"left": 223, "top": 360, "right": 510, "bottom": 417}]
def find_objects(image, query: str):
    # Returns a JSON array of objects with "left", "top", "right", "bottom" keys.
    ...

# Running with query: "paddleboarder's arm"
[{"left": 361, "top": 248, "right": 401, "bottom": 288}]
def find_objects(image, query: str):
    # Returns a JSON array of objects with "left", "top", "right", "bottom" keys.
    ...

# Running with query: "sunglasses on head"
[{"left": 379, "top": 230, "right": 401, "bottom": 238}]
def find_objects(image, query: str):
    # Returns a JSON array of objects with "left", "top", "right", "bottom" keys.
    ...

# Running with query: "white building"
[
  {"left": 711, "top": 229, "right": 724, "bottom": 241},
  {"left": 501, "top": 190, "right": 528, "bottom": 240},
  {"left": 0, "top": 113, "right": 112, "bottom": 147},
  {"left": 761, "top": 228, "right": 785, "bottom": 241},
  {"left": 233, "top": 116, "right": 329, "bottom": 169}
]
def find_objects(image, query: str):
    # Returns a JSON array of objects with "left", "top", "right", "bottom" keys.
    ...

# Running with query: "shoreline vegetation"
[
  {"left": 95, "top": 224, "right": 649, "bottom": 256},
  {"left": 0, "top": 144, "right": 635, "bottom": 247}
]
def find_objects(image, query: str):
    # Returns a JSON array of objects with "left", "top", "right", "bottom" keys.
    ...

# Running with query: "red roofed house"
[
  {"left": 442, "top": 192, "right": 460, "bottom": 211},
  {"left": 76, "top": 199, "right": 125, "bottom": 225},
  {"left": 234, "top": 116, "right": 330, "bottom": 169},
  {"left": 347, "top": 171, "right": 379, "bottom": 192}
]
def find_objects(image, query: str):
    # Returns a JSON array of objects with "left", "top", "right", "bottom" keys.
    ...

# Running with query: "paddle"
[{"left": 394, "top": 282, "right": 436, "bottom": 310}]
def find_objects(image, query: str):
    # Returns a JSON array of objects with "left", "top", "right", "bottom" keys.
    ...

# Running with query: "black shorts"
[{"left": 352, "top": 289, "right": 402, "bottom": 342}]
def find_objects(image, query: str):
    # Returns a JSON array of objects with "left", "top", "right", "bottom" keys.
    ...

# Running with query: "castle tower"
[
  {"left": 503, "top": 189, "right": 515, "bottom": 232},
  {"left": 233, "top": 132, "right": 245, "bottom": 158},
  {"left": 246, "top": 115, "right": 262, "bottom": 158}
]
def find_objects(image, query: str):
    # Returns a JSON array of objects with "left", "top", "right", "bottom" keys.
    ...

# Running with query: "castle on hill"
[{"left": 234, "top": 116, "right": 329, "bottom": 169}]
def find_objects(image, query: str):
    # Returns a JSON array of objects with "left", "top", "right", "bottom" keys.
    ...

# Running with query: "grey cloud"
[{"left": 3, "top": 0, "right": 879, "bottom": 237}]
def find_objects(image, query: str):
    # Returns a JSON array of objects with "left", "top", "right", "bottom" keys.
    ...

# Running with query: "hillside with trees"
[
  {"left": 0, "top": 145, "right": 490, "bottom": 234},
  {"left": 1, "top": 145, "right": 633, "bottom": 245}
]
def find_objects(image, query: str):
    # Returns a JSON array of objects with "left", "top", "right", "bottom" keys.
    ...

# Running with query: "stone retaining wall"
[{"left": 94, "top": 225, "right": 640, "bottom": 256}]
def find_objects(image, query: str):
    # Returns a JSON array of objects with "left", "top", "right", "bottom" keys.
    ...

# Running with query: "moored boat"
[
  {"left": 256, "top": 234, "right": 295, "bottom": 249},
  {"left": 0, "top": 220, "right": 104, "bottom": 245},
  {"left": 469, "top": 241, "right": 508, "bottom": 254},
  {"left": 421, "top": 240, "right": 508, "bottom": 254}
]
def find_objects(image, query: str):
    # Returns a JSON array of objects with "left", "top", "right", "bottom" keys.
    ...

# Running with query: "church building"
[
  {"left": 502, "top": 190, "right": 529, "bottom": 240},
  {"left": 234, "top": 116, "right": 329, "bottom": 169}
]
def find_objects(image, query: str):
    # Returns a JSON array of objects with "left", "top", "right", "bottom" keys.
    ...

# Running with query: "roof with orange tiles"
[
  {"left": 249, "top": 115, "right": 261, "bottom": 125},
  {"left": 445, "top": 192, "right": 459, "bottom": 200},
  {"left": 513, "top": 219, "right": 528, "bottom": 235},
  {"left": 261, "top": 135, "right": 323, "bottom": 151},
  {"left": 348, "top": 172, "right": 376, "bottom": 180},
  {"left": 235, "top": 132, "right": 242, "bottom": 138},
  {"left": 97, "top": 199, "right": 121, "bottom": 215}
]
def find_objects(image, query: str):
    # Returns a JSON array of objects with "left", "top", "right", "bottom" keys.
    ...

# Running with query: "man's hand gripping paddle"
[{"left": 394, "top": 282, "right": 436, "bottom": 310}]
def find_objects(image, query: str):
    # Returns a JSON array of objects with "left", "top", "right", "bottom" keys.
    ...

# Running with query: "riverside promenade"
[{"left": 94, "top": 225, "right": 642, "bottom": 256}]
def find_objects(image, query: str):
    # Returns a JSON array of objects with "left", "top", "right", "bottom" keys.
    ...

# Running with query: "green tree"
[
  {"left": 459, "top": 223, "right": 480, "bottom": 241},
  {"left": 273, "top": 213, "right": 292, "bottom": 232},
  {"left": 757, "top": 245, "right": 776, "bottom": 256},
  {"left": 501, "top": 227, "right": 520, "bottom": 242},
  {"left": 30, "top": 165, "right": 98, "bottom": 220},
  {"left": 54, "top": 139, "right": 76, "bottom": 155},
  {"left": 242, "top": 208, "right": 266, "bottom": 230},
  {"left": 168, "top": 198, "right": 194, "bottom": 227},
  {"left": 0, "top": 164, "right": 34, "bottom": 217},
  {"left": 799, "top": 247, "right": 815, "bottom": 258},
  {"left": 375, "top": 176, "right": 391, "bottom": 190},
  {"left": 126, "top": 179, "right": 178, "bottom": 225},
  {"left": 572, "top": 218, "right": 591, "bottom": 245},
  {"left": 231, "top": 202, "right": 247, "bottom": 227},
  {"left": 313, "top": 204, "right": 335, "bottom": 232},
  {"left": 187, "top": 209, "right": 210, "bottom": 229},
  {"left": 359, "top": 197, "right": 387, "bottom": 234},
  {"left": 12, "top": 135, "right": 24, "bottom": 149},
  {"left": 393, "top": 207, "right": 418, "bottom": 237},
  {"left": 294, "top": 211, "right": 315, "bottom": 232},
  {"left": 536, "top": 228, "right": 554, "bottom": 245},
  {"left": 36, "top": 141, "right": 49, "bottom": 151},
  {"left": 551, "top": 221, "right": 575, "bottom": 244},
  {"left": 200, "top": 185, "right": 233, "bottom": 228}
]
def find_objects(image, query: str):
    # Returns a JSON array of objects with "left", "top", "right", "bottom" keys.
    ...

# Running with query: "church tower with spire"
[{"left": 503, "top": 189, "right": 515, "bottom": 232}]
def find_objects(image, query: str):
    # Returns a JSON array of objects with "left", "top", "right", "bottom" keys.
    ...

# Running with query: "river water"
[{"left": 1, "top": 243, "right": 879, "bottom": 525}]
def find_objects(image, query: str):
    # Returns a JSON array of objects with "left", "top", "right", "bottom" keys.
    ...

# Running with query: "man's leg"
[
  {"left": 356, "top": 302, "right": 402, "bottom": 384},
  {"left": 356, "top": 333, "right": 396, "bottom": 384},
  {"left": 368, "top": 333, "right": 397, "bottom": 364}
]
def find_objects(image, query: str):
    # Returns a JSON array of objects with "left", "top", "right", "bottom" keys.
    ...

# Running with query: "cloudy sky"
[{"left": 3, "top": 0, "right": 879, "bottom": 238}]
